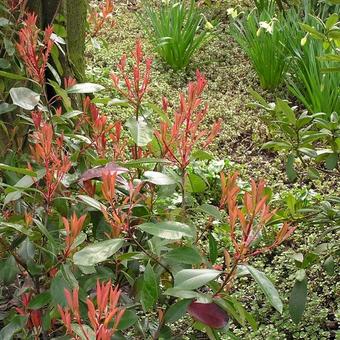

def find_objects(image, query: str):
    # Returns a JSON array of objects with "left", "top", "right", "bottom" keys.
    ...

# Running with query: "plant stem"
[{"left": 214, "top": 261, "right": 239, "bottom": 296}]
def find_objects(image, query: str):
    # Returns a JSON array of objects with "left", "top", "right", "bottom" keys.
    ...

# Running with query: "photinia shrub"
[{"left": 0, "top": 7, "right": 297, "bottom": 339}]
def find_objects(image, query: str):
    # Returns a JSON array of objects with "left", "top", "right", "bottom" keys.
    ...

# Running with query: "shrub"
[
  {"left": 231, "top": 9, "right": 290, "bottom": 90},
  {"left": 139, "top": 0, "right": 211, "bottom": 70},
  {"left": 0, "top": 11, "right": 297, "bottom": 338}
]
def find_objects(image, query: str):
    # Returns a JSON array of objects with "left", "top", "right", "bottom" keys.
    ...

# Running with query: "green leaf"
[
  {"left": 164, "top": 288, "right": 212, "bottom": 302},
  {"left": 71, "top": 324, "right": 96, "bottom": 340},
  {"left": 143, "top": 171, "right": 175, "bottom": 185},
  {"left": 164, "top": 299, "right": 192, "bottom": 324},
  {"left": 286, "top": 154, "right": 297, "bottom": 182},
  {"left": 0, "top": 70, "right": 26, "bottom": 81},
  {"left": 0, "top": 256, "right": 19, "bottom": 284},
  {"left": 0, "top": 315, "right": 27, "bottom": 340},
  {"left": 0, "top": 222, "right": 32, "bottom": 236},
  {"left": 174, "top": 269, "right": 221, "bottom": 290},
  {"left": 29, "top": 292, "right": 51, "bottom": 310},
  {"left": 4, "top": 169, "right": 45, "bottom": 205},
  {"left": 73, "top": 239, "right": 123, "bottom": 266},
  {"left": 198, "top": 204, "right": 222, "bottom": 220},
  {"left": 323, "top": 256, "right": 335, "bottom": 276},
  {"left": 325, "top": 153, "right": 338, "bottom": 170},
  {"left": 50, "top": 271, "right": 74, "bottom": 307},
  {"left": 300, "top": 23, "right": 326, "bottom": 40},
  {"left": 125, "top": 116, "right": 153, "bottom": 146},
  {"left": 117, "top": 310, "right": 138, "bottom": 330},
  {"left": 9, "top": 87, "right": 40, "bottom": 110},
  {"left": 123, "top": 157, "right": 169, "bottom": 168},
  {"left": 208, "top": 234, "right": 218, "bottom": 264},
  {"left": 141, "top": 263, "right": 159, "bottom": 311},
  {"left": 326, "top": 13, "right": 339, "bottom": 29},
  {"left": 289, "top": 277, "right": 307, "bottom": 324},
  {"left": 187, "top": 172, "right": 207, "bottom": 193},
  {"left": 78, "top": 194, "right": 106, "bottom": 211},
  {"left": 0, "top": 163, "right": 37, "bottom": 176},
  {"left": 298, "top": 148, "right": 317, "bottom": 158},
  {"left": 67, "top": 83, "right": 104, "bottom": 94},
  {"left": 246, "top": 265, "right": 283, "bottom": 314},
  {"left": 0, "top": 102, "right": 16, "bottom": 114},
  {"left": 137, "top": 221, "right": 195, "bottom": 240},
  {"left": 165, "top": 246, "right": 202, "bottom": 265}
]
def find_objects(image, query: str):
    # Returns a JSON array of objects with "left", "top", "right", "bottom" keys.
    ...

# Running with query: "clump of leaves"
[
  {"left": 231, "top": 8, "right": 290, "bottom": 90},
  {"left": 139, "top": 0, "right": 212, "bottom": 70},
  {"left": 251, "top": 90, "right": 340, "bottom": 181}
]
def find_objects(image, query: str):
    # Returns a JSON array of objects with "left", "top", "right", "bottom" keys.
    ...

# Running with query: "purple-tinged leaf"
[
  {"left": 80, "top": 162, "right": 128, "bottom": 182},
  {"left": 188, "top": 301, "right": 229, "bottom": 329}
]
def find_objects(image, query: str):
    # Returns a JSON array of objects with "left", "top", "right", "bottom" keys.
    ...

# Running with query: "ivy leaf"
[
  {"left": 246, "top": 265, "right": 283, "bottom": 314},
  {"left": 9, "top": 87, "right": 40, "bottom": 110},
  {"left": 73, "top": 239, "right": 123, "bottom": 266}
]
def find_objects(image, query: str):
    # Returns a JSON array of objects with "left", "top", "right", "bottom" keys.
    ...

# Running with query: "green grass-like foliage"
[
  {"left": 287, "top": 34, "right": 340, "bottom": 116},
  {"left": 232, "top": 10, "right": 289, "bottom": 90},
  {"left": 140, "top": 0, "right": 210, "bottom": 70}
]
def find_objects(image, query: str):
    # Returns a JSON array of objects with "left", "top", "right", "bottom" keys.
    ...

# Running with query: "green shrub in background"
[
  {"left": 139, "top": 0, "right": 211, "bottom": 70},
  {"left": 231, "top": 9, "right": 290, "bottom": 90}
]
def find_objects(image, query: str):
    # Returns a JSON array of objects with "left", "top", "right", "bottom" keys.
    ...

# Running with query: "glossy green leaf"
[
  {"left": 78, "top": 195, "right": 106, "bottom": 211},
  {"left": 125, "top": 116, "right": 153, "bottom": 146},
  {"left": 67, "top": 82, "right": 104, "bottom": 94},
  {"left": 187, "top": 173, "right": 207, "bottom": 193},
  {"left": 0, "top": 315, "right": 27, "bottom": 340},
  {"left": 246, "top": 265, "right": 283, "bottom": 314},
  {"left": 165, "top": 246, "right": 202, "bottom": 265},
  {"left": 143, "top": 171, "right": 175, "bottom": 185},
  {"left": 141, "top": 263, "right": 159, "bottom": 311},
  {"left": 289, "top": 277, "right": 307, "bottom": 324},
  {"left": 117, "top": 310, "right": 139, "bottom": 330},
  {"left": 73, "top": 239, "right": 124, "bottom": 266},
  {"left": 174, "top": 269, "right": 221, "bottom": 290},
  {"left": 286, "top": 154, "right": 297, "bottom": 182},
  {"left": 0, "top": 163, "right": 36, "bottom": 176},
  {"left": 9, "top": 87, "right": 40, "bottom": 110},
  {"left": 164, "top": 299, "right": 192, "bottom": 324},
  {"left": 208, "top": 234, "right": 218, "bottom": 264},
  {"left": 198, "top": 204, "right": 222, "bottom": 220},
  {"left": 138, "top": 221, "right": 195, "bottom": 240},
  {"left": 28, "top": 292, "right": 51, "bottom": 310}
]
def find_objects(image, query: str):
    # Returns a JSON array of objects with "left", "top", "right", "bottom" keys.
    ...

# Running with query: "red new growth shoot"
[
  {"left": 155, "top": 70, "right": 222, "bottom": 170},
  {"left": 16, "top": 13, "right": 54, "bottom": 85}
]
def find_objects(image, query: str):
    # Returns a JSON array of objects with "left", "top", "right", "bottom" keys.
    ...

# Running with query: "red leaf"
[
  {"left": 80, "top": 162, "right": 128, "bottom": 182},
  {"left": 188, "top": 301, "right": 229, "bottom": 329}
]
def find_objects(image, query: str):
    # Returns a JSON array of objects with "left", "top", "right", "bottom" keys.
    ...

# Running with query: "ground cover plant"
[{"left": 0, "top": 0, "right": 339, "bottom": 339}]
